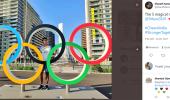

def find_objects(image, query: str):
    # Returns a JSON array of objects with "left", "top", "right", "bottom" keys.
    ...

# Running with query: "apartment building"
[
  {"left": 0, "top": 0, "right": 55, "bottom": 62},
  {"left": 84, "top": 0, "right": 112, "bottom": 64}
]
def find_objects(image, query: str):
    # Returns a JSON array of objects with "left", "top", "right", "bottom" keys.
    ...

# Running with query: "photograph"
[{"left": 0, "top": 0, "right": 112, "bottom": 99}]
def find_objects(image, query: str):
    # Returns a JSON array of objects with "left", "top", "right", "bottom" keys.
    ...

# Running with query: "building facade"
[
  {"left": 0, "top": 0, "right": 54, "bottom": 62},
  {"left": 84, "top": 0, "right": 112, "bottom": 64},
  {"left": 81, "top": 28, "right": 87, "bottom": 51}
]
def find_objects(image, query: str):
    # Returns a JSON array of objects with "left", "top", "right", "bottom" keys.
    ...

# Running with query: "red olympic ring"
[{"left": 69, "top": 23, "right": 112, "bottom": 65}]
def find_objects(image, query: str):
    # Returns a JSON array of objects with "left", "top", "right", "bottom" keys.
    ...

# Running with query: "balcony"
[
  {"left": 89, "top": 0, "right": 99, "bottom": 2},
  {"left": 91, "top": 47, "right": 105, "bottom": 50},
  {"left": 92, "top": 42, "right": 105, "bottom": 46},
  {"left": 89, "top": 3, "right": 100, "bottom": 7},
  {"left": 10, "top": 19, "right": 18, "bottom": 23},
  {"left": 11, "top": 24, "right": 18, "bottom": 27},
  {"left": 92, "top": 52, "right": 103, "bottom": 56},
  {"left": 10, "top": 16, "right": 18, "bottom": 19},
  {"left": 10, "top": 6, "right": 18, "bottom": 10}
]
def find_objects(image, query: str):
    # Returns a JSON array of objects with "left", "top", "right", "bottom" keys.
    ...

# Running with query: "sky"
[{"left": 28, "top": 0, "right": 85, "bottom": 45}]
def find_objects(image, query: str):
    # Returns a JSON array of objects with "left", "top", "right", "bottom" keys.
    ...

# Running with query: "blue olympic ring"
[{"left": 0, "top": 25, "right": 23, "bottom": 65}]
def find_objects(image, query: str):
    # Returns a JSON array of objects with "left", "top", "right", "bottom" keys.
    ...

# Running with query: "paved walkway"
[
  {"left": 0, "top": 85, "right": 108, "bottom": 99},
  {"left": 0, "top": 71, "right": 112, "bottom": 99}
]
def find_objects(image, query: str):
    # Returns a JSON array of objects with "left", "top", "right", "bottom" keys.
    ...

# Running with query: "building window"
[
  {"left": 108, "top": 30, "right": 112, "bottom": 33},
  {"left": 105, "top": 5, "right": 109, "bottom": 8},
  {"left": 109, "top": 57, "right": 112, "bottom": 61},
  {"left": 106, "top": 15, "right": 110, "bottom": 18},
  {"left": 106, "top": 25, "right": 111, "bottom": 28},
  {"left": 105, "top": 10, "right": 110, "bottom": 13},
  {"left": 105, "top": 0, "right": 109, "bottom": 2},
  {"left": 106, "top": 20, "right": 111, "bottom": 23}
]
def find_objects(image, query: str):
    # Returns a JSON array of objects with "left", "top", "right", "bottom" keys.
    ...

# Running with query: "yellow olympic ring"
[{"left": 2, "top": 43, "right": 43, "bottom": 84}]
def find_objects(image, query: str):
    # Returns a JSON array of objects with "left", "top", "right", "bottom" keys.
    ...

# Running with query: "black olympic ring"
[{"left": 25, "top": 24, "right": 66, "bottom": 65}]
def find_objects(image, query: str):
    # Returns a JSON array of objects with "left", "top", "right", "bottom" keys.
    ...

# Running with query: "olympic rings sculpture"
[{"left": 0, "top": 23, "right": 112, "bottom": 85}]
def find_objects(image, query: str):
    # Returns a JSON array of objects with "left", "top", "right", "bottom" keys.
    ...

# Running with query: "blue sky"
[{"left": 28, "top": 0, "right": 85, "bottom": 45}]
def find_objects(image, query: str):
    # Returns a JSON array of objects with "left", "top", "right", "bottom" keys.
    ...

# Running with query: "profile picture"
[
  {"left": 145, "top": 1, "right": 153, "bottom": 9},
  {"left": 145, "top": 62, "right": 153, "bottom": 70},
  {"left": 146, "top": 78, "right": 152, "bottom": 83}
]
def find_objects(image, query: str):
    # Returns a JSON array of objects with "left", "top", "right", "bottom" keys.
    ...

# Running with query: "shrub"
[
  {"left": 23, "top": 66, "right": 34, "bottom": 70},
  {"left": 103, "top": 68, "right": 108, "bottom": 72},
  {"left": 10, "top": 66, "right": 14, "bottom": 70},
  {"left": 16, "top": 66, "right": 24, "bottom": 70},
  {"left": 1, "top": 66, "right": 34, "bottom": 71},
  {"left": 103, "top": 67, "right": 112, "bottom": 73},
  {"left": 92, "top": 65, "right": 103, "bottom": 72},
  {"left": 23, "top": 67, "right": 28, "bottom": 70}
]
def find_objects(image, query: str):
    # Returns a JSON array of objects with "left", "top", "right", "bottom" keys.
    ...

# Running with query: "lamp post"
[
  {"left": 24, "top": 0, "right": 28, "bottom": 67},
  {"left": 21, "top": 0, "right": 28, "bottom": 93}
]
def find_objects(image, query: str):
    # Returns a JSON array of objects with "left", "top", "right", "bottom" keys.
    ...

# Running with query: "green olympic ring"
[{"left": 46, "top": 42, "right": 90, "bottom": 85}]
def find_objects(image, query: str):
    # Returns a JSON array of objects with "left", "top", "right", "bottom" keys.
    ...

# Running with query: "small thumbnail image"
[
  {"left": 145, "top": 62, "right": 153, "bottom": 70},
  {"left": 146, "top": 78, "right": 152, "bottom": 83},
  {"left": 145, "top": 1, "right": 153, "bottom": 9}
]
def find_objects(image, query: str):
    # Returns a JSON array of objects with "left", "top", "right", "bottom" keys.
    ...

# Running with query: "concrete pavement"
[{"left": 0, "top": 71, "right": 112, "bottom": 99}]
